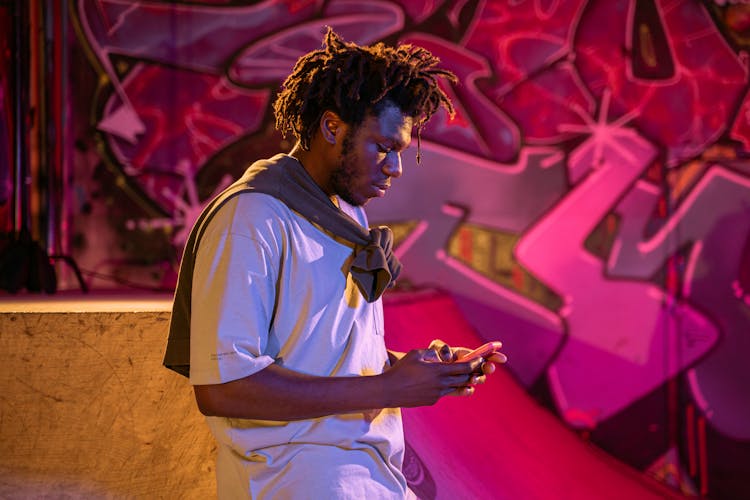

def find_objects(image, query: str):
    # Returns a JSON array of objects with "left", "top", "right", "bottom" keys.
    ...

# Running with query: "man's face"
[{"left": 330, "top": 103, "right": 413, "bottom": 206}]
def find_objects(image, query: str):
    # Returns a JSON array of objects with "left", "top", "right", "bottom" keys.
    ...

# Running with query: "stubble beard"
[{"left": 329, "top": 129, "right": 363, "bottom": 207}]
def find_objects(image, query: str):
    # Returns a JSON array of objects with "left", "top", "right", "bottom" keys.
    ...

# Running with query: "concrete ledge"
[{"left": 0, "top": 297, "right": 216, "bottom": 498}]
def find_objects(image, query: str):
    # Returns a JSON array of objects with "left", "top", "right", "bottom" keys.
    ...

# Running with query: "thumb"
[{"left": 421, "top": 349, "right": 441, "bottom": 362}]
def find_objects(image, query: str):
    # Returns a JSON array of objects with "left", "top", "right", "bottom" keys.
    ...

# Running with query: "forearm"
[
  {"left": 194, "top": 363, "right": 391, "bottom": 421},
  {"left": 387, "top": 349, "right": 405, "bottom": 365},
  {"left": 195, "top": 349, "right": 483, "bottom": 420}
]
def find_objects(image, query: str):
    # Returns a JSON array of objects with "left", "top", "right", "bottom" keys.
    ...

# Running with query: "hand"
[
  {"left": 381, "top": 349, "right": 484, "bottom": 407},
  {"left": 428, "top": 339, "right": 507, "bottom": 395}
]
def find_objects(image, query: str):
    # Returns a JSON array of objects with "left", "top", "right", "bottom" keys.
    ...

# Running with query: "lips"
[{"left": 373, "top": 183, "right": 389, "bottom": 197}]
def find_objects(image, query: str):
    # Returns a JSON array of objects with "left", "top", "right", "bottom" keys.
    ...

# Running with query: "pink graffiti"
[
  {"left": 610, "top": 167, "right": 750, "bottom": 440},
  {"left": 730, "top": 89, "right": 750, "bottom": 150},
  {"left": 229, "top": 2, "right": 404, "bottom": 86},
  {"left": 102, "top": 64, "right": 268, "bottom": 210},
  {"left": 463, "top": 0, "right": 593, "bottom": 154},
  {"left": 80, "top": 0, "right": 316, "bottom": 72},
  {"left": 78, "top": 0, "right": 316, "bottom": 143},
  {"left": 514, "top": 110, "right": 718, "bottom": 427},
  {"left": 465, "top": 0, "right": 587, "bottom": 93},
  {"left": 78, "top": 0, "right": 415, "bottom": 214},
  {"left": 400, "top": 34, "right": 520, "bottom": 163},
  {"left": 574, "top": 0, "right": 747, "bottom": 165}
]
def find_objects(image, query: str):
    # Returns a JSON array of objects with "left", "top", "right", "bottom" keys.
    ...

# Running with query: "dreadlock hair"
[{"left": 273, "top": 27, "right": 456, "bottom": 164}]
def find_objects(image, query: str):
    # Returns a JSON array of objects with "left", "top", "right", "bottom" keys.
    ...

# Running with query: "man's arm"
[
  {"left": 194, "top": 349, "right": 483, "bottom": 421},
  {"left": 387, "top": 349, "right": 405, "bottom": 365}
]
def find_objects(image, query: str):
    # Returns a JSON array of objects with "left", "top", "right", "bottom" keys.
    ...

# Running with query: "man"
[{"left": 165, "top": 28, "right": 506, "bottom": 498}]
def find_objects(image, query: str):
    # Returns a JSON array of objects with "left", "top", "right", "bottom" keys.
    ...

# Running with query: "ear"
[{"left": 320, "top": 111, "right": 342, "bottom": 145}]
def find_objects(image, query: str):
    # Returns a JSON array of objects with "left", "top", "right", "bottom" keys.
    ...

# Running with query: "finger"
[
  {"left": 453, "top": 347, "right": 472, "bottom": 359},
  {"left": 444, "top": 385, "right": 475, "bottom": 397},
  {"left": 458, "top": 385, "right": 475, "bottom": 397},
  {"left": 487, "top": 352, "right": 507, "bottom": 364},
  {"left": 470, "top": 374, "right": 486, "bottom": 385},
  {"left": 443, "top": 358, "right": 484, "bottom": 375},
  {"left": 421, "top": 349, "right": 441, "bottom": 362},
  {"left": 446, "top": 373, "right": 479, "bottom": 388},
  {"left": 481, "top": 362, "right": 496, "bottom": 376},
  {"left": 428, "top": 339, "right": 447, "bottom": 350},
  {"left": 438, "top": 343, "right": 453, "bottom": 362},
  {"left": 428, "top": 339, "right": 455, "bottom": 363},
  {"left": 466, "top": 358, "right": 485, "bottom": 372},
  {"left": 440, "top": 386, "right": 462, "bottom": 397},
  {"left": 438, "top": 362, "right": 476, "bottom": 377}
]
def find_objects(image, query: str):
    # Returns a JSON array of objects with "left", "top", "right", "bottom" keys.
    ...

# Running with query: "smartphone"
[{"left": 455, "top": 341, "right": 503, "bottom": 362}]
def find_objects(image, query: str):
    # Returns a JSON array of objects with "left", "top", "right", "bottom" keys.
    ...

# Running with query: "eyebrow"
[{"left": 378, "top": 135, "right": 410, "bottom": 151}]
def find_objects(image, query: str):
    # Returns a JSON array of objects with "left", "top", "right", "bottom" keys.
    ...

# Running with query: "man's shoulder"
[
  {"left": 213, "top": 192, "right": 298, "bottom": 233},
  {"left": 196, "top": 191, "right": 290, "bottom": 242}
]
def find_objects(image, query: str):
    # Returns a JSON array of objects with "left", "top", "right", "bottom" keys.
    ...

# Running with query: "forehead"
[{"left": 359, "top": 104, "right": 413, "bottom": 147}]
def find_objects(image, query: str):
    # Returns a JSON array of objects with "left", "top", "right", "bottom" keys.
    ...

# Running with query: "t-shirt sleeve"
[{"left": 189, "top": 196, "right": 278, "bottom": 385}]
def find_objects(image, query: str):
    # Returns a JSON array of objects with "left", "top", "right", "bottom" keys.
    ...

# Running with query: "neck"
[{"left": 289, "top": 143, "right": 334, "bottom": 196}]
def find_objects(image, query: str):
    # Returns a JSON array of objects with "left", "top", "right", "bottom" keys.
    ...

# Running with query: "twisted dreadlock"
[{"left": 273, "top": 27, "right": 456, "bottom": 163}]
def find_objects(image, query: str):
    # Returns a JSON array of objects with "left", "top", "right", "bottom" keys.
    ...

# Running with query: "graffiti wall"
[{"left": 5, "top": 0, "right": 749, "bottom": 498}]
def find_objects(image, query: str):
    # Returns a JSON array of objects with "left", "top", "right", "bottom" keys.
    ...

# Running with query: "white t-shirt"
[{"left": 189, "top": 191, "right": 410, "bottom": 499}]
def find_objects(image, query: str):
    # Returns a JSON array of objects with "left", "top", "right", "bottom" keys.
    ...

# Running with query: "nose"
[{"left": 382, "top": 151, "right": 402, "bottom": 178}]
